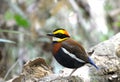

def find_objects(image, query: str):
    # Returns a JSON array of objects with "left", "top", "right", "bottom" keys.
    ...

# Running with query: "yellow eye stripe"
[
  {"left": 58, "top": 38, "right": 68, "bottom": 42},
  {"left": 53, "top": 30, "right": 65, "bottom": 34}
]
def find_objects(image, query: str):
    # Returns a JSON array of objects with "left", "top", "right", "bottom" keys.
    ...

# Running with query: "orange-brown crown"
[{"left": 53, "top": 28, "right": 69, "bottom": 36}]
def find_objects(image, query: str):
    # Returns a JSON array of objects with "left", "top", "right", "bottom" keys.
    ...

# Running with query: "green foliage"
[
  {"left": 104, "top": 1, "right": 113, "bottom": 11},
  {"left": 104, "top": 4, "right": 113, "bottom": 11},
  {"left": 99, "top": 34, "right": 108, "bottom": 41},
  {"left": 14, "top": 14, "right": 30, "bottom": 28},
  {"left": 4, "top": 10, "right": 14, "bottom": 20},
  {"left": 114, "top": 22, "right": 120, "bottom": 27},
  {"left": 4, "top": 10, "right": 30, "bottom": 28},
  {"left": 114, "top": 15, "right": 120, "bottom": 27},
  {"left": 99, "top": 30, "right": 114, "bottom": 41}
]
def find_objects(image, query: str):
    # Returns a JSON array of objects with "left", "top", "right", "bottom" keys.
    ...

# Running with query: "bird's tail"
[{"left": 88, "top": 57, "right": 99, "bottom": 70}]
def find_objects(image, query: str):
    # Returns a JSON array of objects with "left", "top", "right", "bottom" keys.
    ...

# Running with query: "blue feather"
[{"left": 88, "top": 57, "right": 99, "bottom": 70}]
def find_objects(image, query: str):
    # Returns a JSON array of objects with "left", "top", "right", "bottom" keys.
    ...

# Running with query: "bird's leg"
[
  {"left": 87, "top": 49, "right": 94, "bottom": 56},
  {"left": 69, "top": 68, "right": 77, "bottom": 76}
]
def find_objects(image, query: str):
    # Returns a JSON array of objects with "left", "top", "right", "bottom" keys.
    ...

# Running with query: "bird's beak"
[{"left": 47, "top": 33, "right": 54, "bottom": 36}]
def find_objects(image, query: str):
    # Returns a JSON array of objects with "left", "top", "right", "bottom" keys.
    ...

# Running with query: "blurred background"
[{"left": 0, "top": 0, "right": 120, "bottom": 80}]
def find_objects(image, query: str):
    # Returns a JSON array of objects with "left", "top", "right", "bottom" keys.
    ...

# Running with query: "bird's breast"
[
  {"left": 52, "top": 43, "right": 62, "bottom": 55},
  {"left": 53, "top": 47, "right": 85, "bottom": 68}
]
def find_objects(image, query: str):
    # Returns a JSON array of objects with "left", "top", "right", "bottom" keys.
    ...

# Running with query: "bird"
[{"left": 47, "top": 28, "right": 98, "bottom": 76}]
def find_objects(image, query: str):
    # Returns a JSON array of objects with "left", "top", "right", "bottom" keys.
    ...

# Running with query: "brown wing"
[{"left": 61, "top": 38, "right": 89, "bottom": 62}]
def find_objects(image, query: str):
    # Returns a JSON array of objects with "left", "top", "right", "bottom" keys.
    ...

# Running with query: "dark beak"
[{"left": 47, "top": 33, "right": 54, "bottom": 36}]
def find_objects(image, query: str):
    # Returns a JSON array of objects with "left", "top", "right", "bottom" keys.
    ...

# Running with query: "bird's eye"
[{"left": 54, "top": 33, "right": 69, "bottom": 38}]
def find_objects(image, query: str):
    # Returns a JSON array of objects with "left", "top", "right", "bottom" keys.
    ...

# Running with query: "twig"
[{"left": 3, "top": 59, "right": 19, "bottom": 80}]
